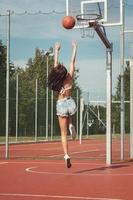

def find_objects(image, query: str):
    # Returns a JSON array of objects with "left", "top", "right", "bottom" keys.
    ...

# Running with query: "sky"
[{"left": 0, "top": 0, "right": 133, "bottom": 101}]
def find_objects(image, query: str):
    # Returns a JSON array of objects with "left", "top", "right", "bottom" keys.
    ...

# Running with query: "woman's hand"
[
  {"left": 72, "top": 41, "right": 77, "bottom": 50},
  {"left": 55, "top": 42, "right": 61, "bottom": 51},
  {"left": 54, "top": 42, "right": 61, "bottom": 67}
]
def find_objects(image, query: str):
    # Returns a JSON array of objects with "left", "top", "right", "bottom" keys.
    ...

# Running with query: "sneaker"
[
  {"left": 69, "top": 124, "right": 76, "bottom": 140},
  {"left": 64, "top": 155, "right": 72, "bottom": 168},
  {"left": 66, "top": 158, "right": 72, "bottom": 168}
]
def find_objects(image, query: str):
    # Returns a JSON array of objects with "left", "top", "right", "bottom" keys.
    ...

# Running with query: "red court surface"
[{"left": 0, "top": 138, "right": 133, "bottom": 200}]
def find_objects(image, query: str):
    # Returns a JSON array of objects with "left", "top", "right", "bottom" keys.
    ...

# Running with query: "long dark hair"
[{"left": 48, "top": 63, "right": 68, "bottom": 92}]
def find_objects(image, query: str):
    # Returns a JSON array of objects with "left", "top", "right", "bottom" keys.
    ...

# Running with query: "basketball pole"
[
  {"left": 90, "top": 22, "right": 113, "bottom": 165},
  {"left": 5, "top": 10, "right": 10, "bottom": 159},
  {"left": 120, "top": 0, "right": 125, "bottom": 161},
  {"left": 106, "top": 47, "right": 112, "bottom": 165}
]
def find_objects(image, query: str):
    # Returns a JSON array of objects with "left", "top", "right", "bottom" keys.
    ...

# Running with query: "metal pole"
[
  {"left": 5, "top": 10, "right": 10, "bottom": 159},
  {"left": 46, "top": 56, "right": 49, "bottom": 140},
  {"left": 15, "top": 73, "right": 18, "bottom": 142},
  {"left": 124, "top": 30, "right": 133, "bottom": 33},
  {"left": 66, "top": 0, "right": 69, "bottom": 15},
  {"left": 87, "top": 92, "right": 89, "bottom": 138},
  {"left": 35, "top": 79, "right": 38, "bottom": 142},
  {"left": 120, "top": 0, "right": 125, "bottom": 160},
  {"left": 87, "top": 108, "right": 89, "bottom": 138},
  {"left": 79, "top": 98, "right": 84, "bottom": 144},
  {"left": 51, "top": 90, "right": 53, "bottom": 140},
  {"left": 106, "top": 48, "right": 112, "bottom": 165},
  {"left": 89, "top": 22, "right": 113, "bottom": 164},
  {"left": 130, "top": 57, "right": 133, "bottom": 159},
  {"left": 76, "top": 89, "right": 79, "bottom": 139}
]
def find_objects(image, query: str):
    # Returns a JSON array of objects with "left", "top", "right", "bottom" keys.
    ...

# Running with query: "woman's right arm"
[
  {"left": 69, "top": 41, "right": 77, "bottom": 78},
  {"left": 54, "top": 42, "right": 61, "bottom": 67}
]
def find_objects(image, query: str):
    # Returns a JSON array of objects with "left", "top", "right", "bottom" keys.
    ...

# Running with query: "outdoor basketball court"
[
  {"left": 0, "top": 138, "right": 133, "bottom": 200},
  {"left": 1, "top": 0, "right": 133, "bottom": 199}
]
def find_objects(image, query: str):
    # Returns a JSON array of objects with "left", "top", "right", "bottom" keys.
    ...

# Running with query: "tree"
[
  {"left": 0, "top": 40, "right": 15, "bottom": 136},
  {"left": 1, "top": 44, "right": 81, "bottom": 138},
  {"left": 0, "top": 40, "right": 6, "bottom": 135}
]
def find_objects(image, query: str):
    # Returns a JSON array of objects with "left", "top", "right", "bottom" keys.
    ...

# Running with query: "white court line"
[
  {"left": 4, "top": 160, "right": 133, "bottom": 166},
  {"left": 3, "top": 148, "right": 99, "bottom": 159},
  {"left": 0, "top": 192, "right": 123, "bottom": 200},
  {"left": 2, "top": 160, "right": 104, "bottom": 166},
  {"left": 25, "top": 166, "right": 133, "bottom": 176},
  {"left": 0, "top": 162, "right": 8, "bottom": 165},
  {"left": 48, "top": 149, "right": 99, "bottom": 158}
]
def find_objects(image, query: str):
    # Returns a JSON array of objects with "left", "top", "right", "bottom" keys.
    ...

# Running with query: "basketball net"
[
  {"left": 76, "top": 14, "right": 101, "bottom": 38},
  {"left": 80, "top": 25, "right": 95, "bottom": 38}
]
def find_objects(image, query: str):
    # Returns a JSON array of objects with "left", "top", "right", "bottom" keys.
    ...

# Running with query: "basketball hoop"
[{"left": 76, "top": 14, "right": 101, "bottom": 38}]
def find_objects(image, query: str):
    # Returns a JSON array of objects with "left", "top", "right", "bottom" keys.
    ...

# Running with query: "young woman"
[{"left": 48, "top": 41, "right": 77, "bottom": 168}]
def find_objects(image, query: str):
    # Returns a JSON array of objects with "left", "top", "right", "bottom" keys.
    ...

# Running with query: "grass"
[
  {"left": 0, "top": 135, "right": 63, "bottom": 144},
  {"left": 0, "top": 133, "right": 127, "bottom": 144}
]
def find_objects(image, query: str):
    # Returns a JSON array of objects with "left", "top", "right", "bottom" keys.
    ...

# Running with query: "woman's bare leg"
[
  {"left": 58, "top": 116, "right": 69, "bottom": 155},
  {"left": 58, "top": 116, "right": 71, "bottom": 168},
  {"left": 68, "top": 116, "right": 77, "bottom": 140}
]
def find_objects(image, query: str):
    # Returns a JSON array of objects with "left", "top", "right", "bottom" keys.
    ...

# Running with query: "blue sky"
[{"left": 0, "top": 0, "right": 133, "bottom": 101}]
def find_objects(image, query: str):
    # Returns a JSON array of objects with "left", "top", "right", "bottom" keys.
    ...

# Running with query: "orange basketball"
[{"left": 62, "top": 16, "right": 75, "bottom": 29}]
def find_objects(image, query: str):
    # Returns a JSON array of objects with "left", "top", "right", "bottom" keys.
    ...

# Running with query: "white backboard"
[{"left": 66, "top": 0, "right": 123, "bottom": 28}]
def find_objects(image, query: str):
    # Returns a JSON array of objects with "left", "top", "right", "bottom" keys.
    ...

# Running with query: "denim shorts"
[{"left": 56, "top": 97, "right": 76, "bottom": 117}]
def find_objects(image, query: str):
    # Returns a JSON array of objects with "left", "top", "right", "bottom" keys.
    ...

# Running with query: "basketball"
[{"left": 62, "top": 16, "right": 75, "bottom": 29}]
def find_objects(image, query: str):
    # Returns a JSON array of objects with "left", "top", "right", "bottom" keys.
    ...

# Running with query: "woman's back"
[{"left": 58, "top": 74, "right": 73, "bottom": 99}]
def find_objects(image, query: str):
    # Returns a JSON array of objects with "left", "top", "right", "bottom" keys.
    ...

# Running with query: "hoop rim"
[{"left": 76, "top": 13, "right": 102, "bottom": 22}]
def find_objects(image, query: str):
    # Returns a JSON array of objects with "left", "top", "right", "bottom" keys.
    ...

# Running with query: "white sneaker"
[{"left": 69, "top": 124, "right": 76, "bottom": 140}]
